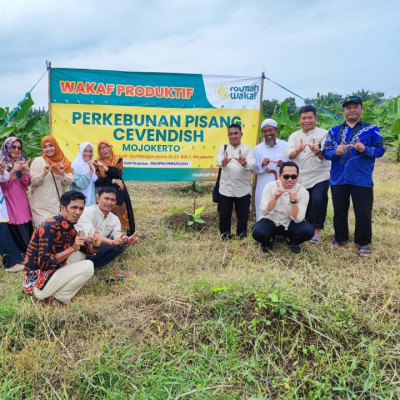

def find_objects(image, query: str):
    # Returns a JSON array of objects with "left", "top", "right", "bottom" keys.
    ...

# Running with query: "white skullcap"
[{"left": 261, "top": 118, "right": 278, "bottom": 129}]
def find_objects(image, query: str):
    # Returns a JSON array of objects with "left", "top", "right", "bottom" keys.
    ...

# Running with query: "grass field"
[{"left": 1, "top": 157, "right": 399, "bottom": 399}]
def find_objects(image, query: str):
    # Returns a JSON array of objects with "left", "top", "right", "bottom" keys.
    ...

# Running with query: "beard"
[{"left": 265, "top": 138, "right": 276, "bottom": 147}]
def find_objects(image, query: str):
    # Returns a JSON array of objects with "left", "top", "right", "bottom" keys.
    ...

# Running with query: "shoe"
[
  {"left": 5, "top": 264, "right": 24, "bottom": 272},
  {"left": 261, "top": 241, "right": 274, "bottom": 253},
  {"left": 288, "top": 245, "right": 301, "bottom": 254}
]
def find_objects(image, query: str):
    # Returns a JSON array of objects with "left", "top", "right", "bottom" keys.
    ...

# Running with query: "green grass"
[{"left": 1, "top": 157, "right": 400, "bottom": 399}]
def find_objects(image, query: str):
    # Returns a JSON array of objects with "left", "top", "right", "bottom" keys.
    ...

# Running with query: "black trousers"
[
  {"left": 252, "top": 218, "right": 314, "bottom": 246},
  {"left": 218, "top": 193, "right": 251, "bottom": 238},
  {"left": 331, "top": 184, "right": 373, "bottom": 246},
  {"left": 306, "top": 179, "right": 330, "bottom": 229}
]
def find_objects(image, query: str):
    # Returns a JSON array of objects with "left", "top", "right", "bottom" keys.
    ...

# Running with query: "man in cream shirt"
[
  {"left": 287, "top": 105, "right": 330, "bottom": 242},
  {"left": 252, "top": 161, "right": 314, "bottom": 254},
  {"left": 216, "top": 123, "right": 255, "bottom": 240},
  {"left": 74, "top": 186, "right": 139, "bottom": 268}
]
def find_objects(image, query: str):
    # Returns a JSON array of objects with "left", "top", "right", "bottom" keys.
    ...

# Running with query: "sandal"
[
  {"left": 358, "top": 246, "right": 371, "bottom": 257},
  {"left": 5, "top": 264, "right": 24, "bottom": 273}
]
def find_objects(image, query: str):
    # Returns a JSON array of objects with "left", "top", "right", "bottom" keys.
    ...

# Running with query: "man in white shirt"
[
  {"left": 253, "top": 119, "right": 288, "bottom": 221},
  {"left": 74, "top": 186, "right": 139, "bottom": 268},
  {"left": 252, "top": 161, "right": 314, "bottom": 254},
  {"left": 287, "top": 105, "right": 330, "bottom": 242},
  {"left": 216, "top": 123, "right": 255, "bottom": 239}
]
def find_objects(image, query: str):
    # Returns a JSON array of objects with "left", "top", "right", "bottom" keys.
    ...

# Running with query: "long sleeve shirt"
[
  {"left": 23, "top": 215, "right": 91, "bottom": 293},
  {"left": 322, "top": 120, "right": 385, "bottom": 187},
  {"left": 74, "top": 205, "right": 123, "bottom": 239},
  {"left": 259, "top": 180, "right": 309, "bottom": 229},
  {"left": 253, "top": 139, "right": 288, "bottom": 220},
  {"left": 216, "top": 143, "right": 255, "bottom": 197},
  {"left": 286, "top": 127, "right": 330, "bottom": 189}
]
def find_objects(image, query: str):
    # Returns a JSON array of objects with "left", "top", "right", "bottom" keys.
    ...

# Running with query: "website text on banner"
[{"left": 50, "top": 68, "right": 262, "bottom": 181}]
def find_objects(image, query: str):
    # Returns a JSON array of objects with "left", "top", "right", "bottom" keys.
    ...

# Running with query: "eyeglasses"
[
  {"left": 11, "top": 145, "right": 22, "bottom": 150},
  {"left": 99, "top": 146, "right": 110, "bottom": 150},
  {"left": 282, "top": 174, "right": 298, "bottom": 180}
]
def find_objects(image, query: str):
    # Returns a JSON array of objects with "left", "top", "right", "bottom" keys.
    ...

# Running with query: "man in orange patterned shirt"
[{"left": 23, "top": 191, "right": 101, "bottom": 304}]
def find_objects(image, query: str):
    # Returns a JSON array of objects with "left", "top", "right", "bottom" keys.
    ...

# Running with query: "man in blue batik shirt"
[{"left": 322, "top": 96, "right": 385, "bottom": 257}]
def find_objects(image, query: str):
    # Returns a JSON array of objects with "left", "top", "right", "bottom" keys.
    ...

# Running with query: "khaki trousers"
[{"left": 33, "top": 260, "right": 94, "bottom": 303}]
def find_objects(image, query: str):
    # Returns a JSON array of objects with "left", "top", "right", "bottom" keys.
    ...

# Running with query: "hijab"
[
  {"left": 96, "top": 140, "right": 122, "bottom": 178},
  {"left": 41, "top": 136, "right": 72, "bottom": 175},
  {"left": 0, "top": 136, "right": 26, "bottom": 178},
  {"left": 71, "top": 142, "right": 97, "bottom": 202}
]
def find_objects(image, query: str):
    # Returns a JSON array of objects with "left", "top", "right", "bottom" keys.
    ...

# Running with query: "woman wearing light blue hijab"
[{"left": 70, "top": 142, "right": 98, "bottom": 206}]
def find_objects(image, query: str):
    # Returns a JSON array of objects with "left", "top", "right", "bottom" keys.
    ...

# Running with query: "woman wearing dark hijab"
[
  {"left": 94, "top": 140, "right": 135, "bottom": 235},
  {"left": 0, "top": 136, "right": 33, "bottom": 252}
]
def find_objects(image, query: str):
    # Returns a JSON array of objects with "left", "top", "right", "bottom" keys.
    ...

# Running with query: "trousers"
[
  {"left": 331, "top": 184, "right": 373, "bottom": 245},
  {"left": 33, "top": 260, "right": 94, "bottom": 303}
]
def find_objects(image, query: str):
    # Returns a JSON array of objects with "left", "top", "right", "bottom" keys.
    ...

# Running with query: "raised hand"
[
  {"left": 124, "top": 231, "right": 140, "bottom": 245},
  {"left": 309, "top": 138, "right": 320, "bottom": 154},
  {"left": 347, "top": 137, "right": 365, "bottom": 152},
  {"left": 57, "top": 158, "right": 66, "bottom": 175},
  {"left": 336, "top": 140, "right": 346, "bottom": 155},
  {"left": 112, "top": 234, "right": 126, "bottom": 246},
  {"left": 221, "top": 150, "right": 230, "bottom": 166},
  {"left": 88, "top": 160, "right": 95, "bottom": 174},
  {"left": 0, "top": 156, "right": 6, "bottom": 172},
  {"left": 237, "top": 149, "right": 247, "bottom": 166},
  {"left": 289, "top": 186, "right": 301, "bottom": 203},
  {"left": 295, "top": 139, "right": 307, "bottom": 155},
  {"left": 90, "top": 226, "right": 103, "bottom": 248},
  {"left": 73, "top": 230, "right": 86, "bottom": 251},
  {"left": 261, "top": 157, "right": 270, "bottom": 167},
  {"left": 21, "top": 159, "right": 30, "bottom": 176},
  {"left": 274, "top": 180, "right": 286, "bottom": 199}
]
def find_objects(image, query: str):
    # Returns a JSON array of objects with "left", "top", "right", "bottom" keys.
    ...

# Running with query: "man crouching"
[
  {"left": 252, "top": 161, "right": 314, "bottom": 254},
  {"left": 23, "top": 191, "right": 100, "bottom": 304},
  {"left": 74, "top": 186, "right": 139, "bottom": 268}
]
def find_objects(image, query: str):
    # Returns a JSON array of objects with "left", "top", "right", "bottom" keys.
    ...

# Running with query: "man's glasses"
[
  {"left": 282, "top": 174, "right": 298, "bottom": 180},
  {"left": 11, "top": 145, "right": 22, "bottom": 150}
]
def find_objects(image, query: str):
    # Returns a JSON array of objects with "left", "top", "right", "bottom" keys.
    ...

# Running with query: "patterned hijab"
[
  {"left": 0, "top": 136, "right": 26, "bottom": 178},
  {"left": 41, "top": 136, "right": 72, "bottom": 175},
  {"left": 96, "top": 140, "right": 122, "bottom": 178}
]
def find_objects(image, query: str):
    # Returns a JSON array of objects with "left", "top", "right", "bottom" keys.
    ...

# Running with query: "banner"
[{"left": 50, "top": 68, "right": 262, "bottom": 181}]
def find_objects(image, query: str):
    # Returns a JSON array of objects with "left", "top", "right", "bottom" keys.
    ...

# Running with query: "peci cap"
[{"left": 342, "top": 96, "right": 363, "bottom": 107}]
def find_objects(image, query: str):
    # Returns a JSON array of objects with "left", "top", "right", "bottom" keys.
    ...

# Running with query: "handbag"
[{"left": 212, "top": 144, "right": 227, "bottom": 203}]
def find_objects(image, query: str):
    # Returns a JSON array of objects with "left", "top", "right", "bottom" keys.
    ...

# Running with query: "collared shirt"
[
  {"left": 23, "top": 215, "right": 91, "bottom": 294},
  {"left": 259, "top": 180, "right": 309, "bottom": 229},
  {"left": 75, "top": 204, "right": 123, "bottom": 239},
  {"left": 216, "top": 143, "right": 255, "bottom": 197},
  {"left": 322, "top": 120, "right": 385, "bottom": 187},
  {"left": 287, "top": 127, "right": 330, "bottom": 189},
  {"left": 253, "top": 139, "right": 288, "bottom": 221}
]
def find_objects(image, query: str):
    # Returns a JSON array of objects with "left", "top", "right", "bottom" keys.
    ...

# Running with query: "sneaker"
[
  {"left": 5, "top": 264, "right": 24, "bottom": 272},
  {"left": 288, "top": 245, "right": 301, "bottom": 254}
]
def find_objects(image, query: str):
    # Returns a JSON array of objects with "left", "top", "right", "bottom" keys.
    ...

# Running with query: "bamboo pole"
[
  {"left": 48, "top": 61, "right": 52, "bottom": 135},
  {"left": 250, "top": 72, "right": 265, "bottom": 218}
]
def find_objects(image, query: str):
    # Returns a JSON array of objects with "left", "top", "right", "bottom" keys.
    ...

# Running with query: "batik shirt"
[
  {"left": 23, "top": 215, "right": 91, "bottom": 294},
  {"left": 322, "top": 120, "right": 385, "bottom": 187}
]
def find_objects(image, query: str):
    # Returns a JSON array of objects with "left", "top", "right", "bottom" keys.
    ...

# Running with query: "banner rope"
[
  {"left": 0, "top": 62, "right": 51, "bottom": 133},
  {"left": 262, "top": 74, "right": 343, "bottom": 121}
]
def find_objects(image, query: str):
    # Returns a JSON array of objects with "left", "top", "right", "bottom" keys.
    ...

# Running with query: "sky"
[{"left": 1, "top": 0, "right": 399, "bottom": 109}]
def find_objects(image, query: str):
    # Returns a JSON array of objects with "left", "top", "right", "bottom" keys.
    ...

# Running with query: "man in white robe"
[{"left": 253, "top": 119, "right": 288, "bottom": 221}]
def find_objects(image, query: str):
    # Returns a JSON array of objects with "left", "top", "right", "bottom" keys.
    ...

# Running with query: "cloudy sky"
[{"left": 1, "top": 0, "right": 399, "bottom": 109}]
